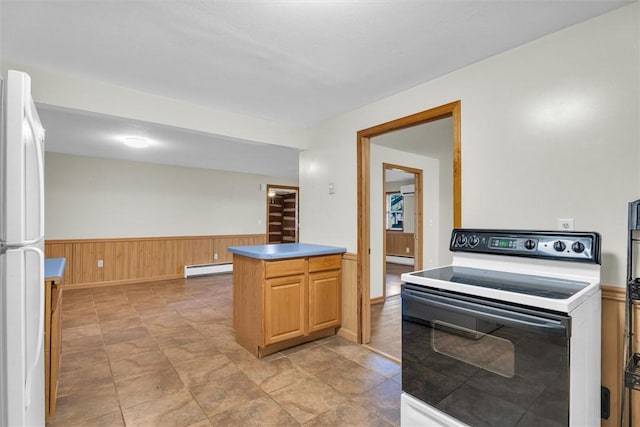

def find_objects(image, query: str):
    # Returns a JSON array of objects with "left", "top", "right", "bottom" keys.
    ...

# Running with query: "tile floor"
[
  {"left": 366, "top": 262, "right": 413, "bottom": 361},
  {"left": 384, "top": 262, "right": 414, "bottom": 297},
  {"left": 50, "top": 274, "right": 401, "bottom": 427},
  {"left": 368, "top": 296, "right": 401, "bottom": 361}
]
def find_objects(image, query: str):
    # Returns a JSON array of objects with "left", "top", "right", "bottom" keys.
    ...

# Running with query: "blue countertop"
[
  {"left": 45, "top": 258, "right": 66, "bottom": 281},
  {"left": 228, "top": 243, "right": 346, "bottom": 260}
]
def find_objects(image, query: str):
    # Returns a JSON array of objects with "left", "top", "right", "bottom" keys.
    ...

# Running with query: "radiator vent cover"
[{"left": 184, "top": 263, "right": 232, "bottom": 278}]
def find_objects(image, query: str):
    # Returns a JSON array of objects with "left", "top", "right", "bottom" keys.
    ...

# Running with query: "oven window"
[
  {"left": 402, "top": 289, "right": 570, "bottom": 427},
  {"left": 432, "top": 320, "right": 515, "bottom": 378}
]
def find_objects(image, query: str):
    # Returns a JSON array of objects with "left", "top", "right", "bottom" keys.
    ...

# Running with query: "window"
[{"left": 387, "top": 192, "right": 404, "bottom": 231}]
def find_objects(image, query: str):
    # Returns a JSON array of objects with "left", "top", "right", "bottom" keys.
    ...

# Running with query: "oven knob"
[
  {"left": 553, "top": 240, "right": 566, "bottom": 252},
  {"left": 469, "top": 236, "right": 479, "bottom": 247},
  {"left": 456, "top": 235, "right": 468, "bottom": 246},
  {"left": 524, "top": 239, "right": 536, "bottom": 250},
  {"left": 572, "top": 241, "right": 585, "bottom": 253}
]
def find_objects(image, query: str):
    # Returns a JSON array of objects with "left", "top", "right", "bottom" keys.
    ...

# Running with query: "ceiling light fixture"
[{"left": 123, "top": 137, "right": 150, "bottom": 148}]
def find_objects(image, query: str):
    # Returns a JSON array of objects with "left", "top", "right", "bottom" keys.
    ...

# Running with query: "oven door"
[{"left": 402, "top": 284, "right": 571, "bottom": 427}]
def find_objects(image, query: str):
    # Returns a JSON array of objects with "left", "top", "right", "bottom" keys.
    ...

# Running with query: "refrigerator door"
[
  {"left": 3, "top": 70, "right": 45, "bottom": 247},
  {"left": 0, "top": 76, "right": 5, "bottom": 425},
  {"left": 0, "top": 253, "right": 5, "bottom": 425},
  {"left": 0, "top": 76, "right": 4, "bottom": 247},
  {"left": 4, "top": 246, "right": 45, "bottom": 426},
  {"left": 1, "top": 70, "right": 46, "bottom": 426}
]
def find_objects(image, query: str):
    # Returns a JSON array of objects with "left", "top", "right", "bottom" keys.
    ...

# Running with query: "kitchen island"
[{"left": 228, "top": 243, "right": 346, "bottom": 358}]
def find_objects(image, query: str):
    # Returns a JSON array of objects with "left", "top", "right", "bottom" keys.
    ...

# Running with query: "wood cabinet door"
[
  {"left": 308, "top": 270, "right": 341, "bottom": 333},
  {"left": 264, "top": 275, "right": 305, "bottom": 345}
]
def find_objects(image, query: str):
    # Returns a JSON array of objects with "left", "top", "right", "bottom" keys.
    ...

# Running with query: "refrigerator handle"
[
  {"left": 21, "top": 107, "right": 45, "bottom": 246},
  {"left": 23, "top": 247, "right": 44, "bottom": 409}
]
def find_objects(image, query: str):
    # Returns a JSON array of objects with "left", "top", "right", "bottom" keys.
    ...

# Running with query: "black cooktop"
[{"left": 407, "top": 266, "right": 588, "bottom": 299}]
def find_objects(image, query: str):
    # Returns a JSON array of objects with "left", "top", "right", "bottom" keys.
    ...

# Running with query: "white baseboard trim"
[
  {"left": 184, "top": 263, "right": 233, "bottom": 278},
  {"left": 386, "top": 256, "right": 414, "bottom": 266}
]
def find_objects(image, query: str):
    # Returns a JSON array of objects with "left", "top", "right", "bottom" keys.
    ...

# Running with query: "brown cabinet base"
[
  {"left": 232, "top": 253, "right": 342, "bottom": 358},
  {"left": 257, "top": 328, "right": 337, "bottom": 358}
]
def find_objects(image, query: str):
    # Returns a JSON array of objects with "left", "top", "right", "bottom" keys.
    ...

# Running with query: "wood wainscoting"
[
  {"left": 386, "top": 231, "right": 414, "bottom": 257},
  {"left": 602, "top": 285, "right": 639, "bottom": 427},
  {"left": 44, "top": 234, "right": 265, "bottom": 289}
]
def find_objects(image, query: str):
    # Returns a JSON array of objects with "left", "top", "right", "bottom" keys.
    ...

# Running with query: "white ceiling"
[
  {"left": 37, "top": 104, "right": 300, "bottom": 177},
  {"left": 1, "top": 0, "right": 631, "bottom": 176}
]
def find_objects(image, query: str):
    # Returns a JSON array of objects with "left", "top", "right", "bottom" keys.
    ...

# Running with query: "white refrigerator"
[{"left": 0, "top": 70, "right": 46, "bottom": 426}]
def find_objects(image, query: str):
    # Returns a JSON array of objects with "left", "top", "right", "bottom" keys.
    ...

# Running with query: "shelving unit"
[
  {"left": 268, "top": 197, "right": 283, "bottom": 243},
  {"left": 282, "top": 194, "right": 297, "bottom": 242},
  {"left": 267, "top": 192, "right": 298, "bottom": 244},
  {"left": 623, "top": 199, "right": 640, "bottom": 425}
]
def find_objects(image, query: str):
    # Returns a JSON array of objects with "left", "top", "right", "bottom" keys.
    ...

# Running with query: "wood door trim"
[
  {"left": 356, "top": 136, "right": 371, "bottom": 343},
  {"left": 357, "top": 100, "right": 462, "bottom": 344}
]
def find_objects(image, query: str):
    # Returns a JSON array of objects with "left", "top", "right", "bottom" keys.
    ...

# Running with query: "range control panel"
[{"left": 449, "top": 229, "right": 601, "bottom": 264}]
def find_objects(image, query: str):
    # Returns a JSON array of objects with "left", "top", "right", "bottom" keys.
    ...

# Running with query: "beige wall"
[
  {"left": 45, "top": 153, "right": 297, "bottom": 239},
  {"left": 301, "top": 4, "right": 639, "bottom": 286}
]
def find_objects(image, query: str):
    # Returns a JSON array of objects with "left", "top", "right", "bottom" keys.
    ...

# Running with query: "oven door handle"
[{"left": 402, "top": 290, "right": 570, "bottom": 337}]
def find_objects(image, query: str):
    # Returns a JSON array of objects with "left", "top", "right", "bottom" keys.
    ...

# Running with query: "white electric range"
[{"left": 400, "top": 229, "right": 601, "bottom": 427}]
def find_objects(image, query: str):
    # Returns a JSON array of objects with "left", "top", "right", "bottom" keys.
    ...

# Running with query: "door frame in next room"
[{"left": 382, "top": 163, "right": 422, "bottom": 300}]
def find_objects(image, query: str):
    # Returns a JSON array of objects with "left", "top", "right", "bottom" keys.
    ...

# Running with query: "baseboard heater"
[
  {"left": 184, "top": 263, "right": 233, "bottom": 278},
  {"left": 386, "top": 255, "right": 415, "bottom": 266}
]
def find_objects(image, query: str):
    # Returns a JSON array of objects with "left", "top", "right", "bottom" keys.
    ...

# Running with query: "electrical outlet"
[
  {"left": 213, "top": 253, "right": 219, "bottom": 260},
  {"left": 406, "top": 247, "right": 410, "bottom": 253},
  {"left": 558, "top": 218, "right": 575, "bottom": 231},
  {"left": 97, "top": 259, "right": 104, "bottom": 268},
  {"left": 601, "top": 386, "right": 610, "bottom": 420}
]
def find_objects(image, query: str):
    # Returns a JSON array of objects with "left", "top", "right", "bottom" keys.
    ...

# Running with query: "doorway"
[
  {"left": 266, "top": 184, "right": 299, "bottom": 244},
  {"left": 382, "top": 165, "right": 422, "bottom": 299},
  {"left": 356, "top": 101, "right": 461, "bottom": 346},
  {"left": 367, "top": 164, "right": 422, "bottom": 360}
]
